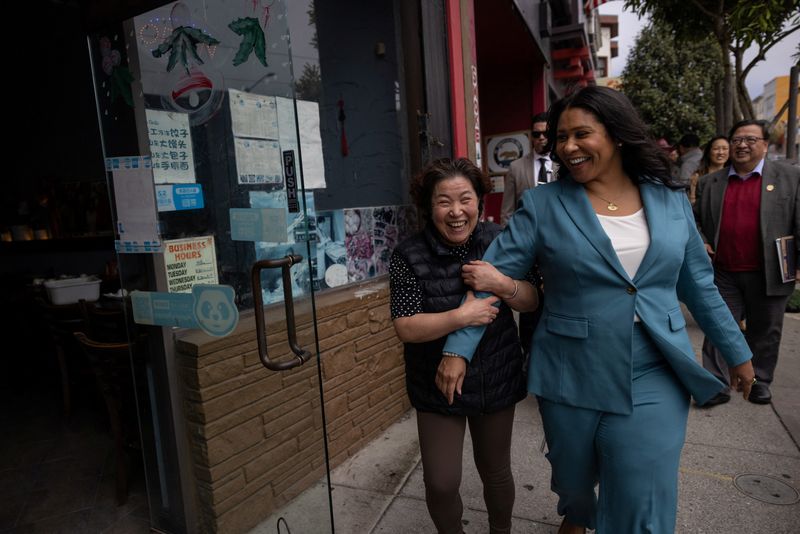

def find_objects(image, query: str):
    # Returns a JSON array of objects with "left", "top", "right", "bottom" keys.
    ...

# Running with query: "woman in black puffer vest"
[{"left": 390, "top": 158, "right": 538, "bottom": 534}]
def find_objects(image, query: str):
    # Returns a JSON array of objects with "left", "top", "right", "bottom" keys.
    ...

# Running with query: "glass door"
[{"left": 88, "top": 1, "right": 333, "bottom": 532}]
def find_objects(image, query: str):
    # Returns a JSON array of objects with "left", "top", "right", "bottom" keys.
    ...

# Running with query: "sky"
[{"left": 598, "top": 2, "right": 799, "bottom": 98}]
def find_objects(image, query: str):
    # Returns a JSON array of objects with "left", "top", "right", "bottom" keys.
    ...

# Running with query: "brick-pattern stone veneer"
[{"left": 175, "top": 281, "right": 410, "bottom": 533}]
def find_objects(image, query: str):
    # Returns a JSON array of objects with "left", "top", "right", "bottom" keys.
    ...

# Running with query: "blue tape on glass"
[
  {"left": 115, "top": 240, "right": 163, "bottom": 253},
  {"left": 105, "top": 156, "right": 152, "bottom": 171},
  {"left": 230, "top": 208, "right": 287, "bottom": 242}
]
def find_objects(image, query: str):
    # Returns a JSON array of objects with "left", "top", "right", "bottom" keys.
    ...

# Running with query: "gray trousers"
[
  {"left": 417, "top": 405, "right": 516, "bottom": 534},
  {"left": 702, "top": 268, "right": 790, "bottom": 387}
]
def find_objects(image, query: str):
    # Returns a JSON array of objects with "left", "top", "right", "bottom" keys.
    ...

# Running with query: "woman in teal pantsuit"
[{"left": 439, "top": 87, "right": 756, "bottom": 533}]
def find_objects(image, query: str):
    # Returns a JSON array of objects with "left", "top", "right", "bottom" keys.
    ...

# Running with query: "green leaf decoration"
[
  {"left": 229, "top": 17, "right": 268, "bottom": 67},
  {"left": 151, "top": 26, "right": 220, "bottom": 73},
  {"left": 253, "top": 29, "right": 267, "bottom": 67},
  {"left": 183, "top": 26, "right": 221, "bottom": 45},
  {"left": 152, "top": 31, "right": 179, "bottom": 59}
]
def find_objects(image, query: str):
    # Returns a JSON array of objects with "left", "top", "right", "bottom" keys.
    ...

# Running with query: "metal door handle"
[{"left": 251, "top": 254, "right": 312, "bottom": 371}]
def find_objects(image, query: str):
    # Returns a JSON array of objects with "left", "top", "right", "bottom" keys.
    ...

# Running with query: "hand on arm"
[
  {"left": 396, "top": 292, "right": 499, "bottom": 403},
  {"left": 392, "top": 291, "right": 500, "bottom": 343},
  {"left": 443, "top": 190, "right": 539, "bottom": 361},
  {"left": 461, "top": 260, "right": 539, "bottom": 312}
]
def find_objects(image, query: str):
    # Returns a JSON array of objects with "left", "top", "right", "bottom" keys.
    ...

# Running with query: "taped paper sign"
[
  {"left": 145, "top": 109, "right": 196, "bottom": 184},
  {"left": 163, "top": 236, "right": 219, "bottom": 293}
]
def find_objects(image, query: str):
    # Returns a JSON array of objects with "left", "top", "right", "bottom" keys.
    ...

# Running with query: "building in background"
[
  {"left": 547, "top": 0, "right": 599, "bottom": 91},
  {"left": 467, "top": 0, "right": 601, "bottom": 221},
  {"left": 753, "top": 75, "right": 800, "bottom": 157},
  {"left": 594, "top": 14, "right": 619, "bottom": 79},
  {"left": 758, "top": 76, "right": 796, "bottom": 123},
  {"left": 753, "top": 94, "right": 766, "bottom": 120}
]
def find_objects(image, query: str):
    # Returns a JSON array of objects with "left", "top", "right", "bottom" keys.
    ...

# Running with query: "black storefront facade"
[{"left": 1, "top": 1, "right": 599, "bottom": 532}]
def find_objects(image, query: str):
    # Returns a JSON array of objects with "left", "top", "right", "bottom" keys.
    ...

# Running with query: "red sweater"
[{"left": 715, "top": 174, "right": 762, "bottom": 272}]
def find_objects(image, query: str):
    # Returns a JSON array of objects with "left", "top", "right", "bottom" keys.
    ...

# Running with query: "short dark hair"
[
  {"left": 531, "top": 112, "right": 548, "bottom": 126},
  {"left": 409, "top": 158, "right": 490, "bottom": 224},
  {"left": 545, "top": 86, "right": 676, "bottom": 186},
  {"left": 678, "top": 134, "right": 700, "bottom": 148},
  {"left": 729, "top": 119, "right": 770, "bottom": 141}
]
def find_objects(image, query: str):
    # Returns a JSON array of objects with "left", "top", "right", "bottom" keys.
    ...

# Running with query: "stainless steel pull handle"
[{"left": 251, "top": 254, "right": 313, "bottom": 371}]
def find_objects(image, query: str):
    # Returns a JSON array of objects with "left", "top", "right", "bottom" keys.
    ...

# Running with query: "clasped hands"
[{"left": 460, "top": 260, "right": 517, "bottom": 298}]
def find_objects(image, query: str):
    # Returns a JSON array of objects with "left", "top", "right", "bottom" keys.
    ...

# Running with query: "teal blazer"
[{"left": 444, "top": 177, "right": 752, "bottom": 414}]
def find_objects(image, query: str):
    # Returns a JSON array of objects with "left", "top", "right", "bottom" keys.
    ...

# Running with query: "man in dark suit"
[
  {"left": 499, "top": 112, "right": 558, "bottom": 227},
  {"left": 694, "top": 119, "right": 800, "bottom": 405}
]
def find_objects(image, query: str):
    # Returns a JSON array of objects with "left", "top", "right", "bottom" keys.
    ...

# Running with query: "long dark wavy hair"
[
  {"left": 409, "top": 158, "right": 491, "bottom": 225},
  {"left": 545, "top": 86, "right": 679, "bottom": 187},
  {"left": 697, "top": 135, "right": 730, "bottom": 176}
]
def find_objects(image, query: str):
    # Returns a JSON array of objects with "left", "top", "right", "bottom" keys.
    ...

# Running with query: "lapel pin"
[{"left": 766, "top": 184, "right": 775, "bottom": 192}]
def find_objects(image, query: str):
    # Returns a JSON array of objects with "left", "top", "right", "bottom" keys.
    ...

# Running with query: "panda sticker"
[{"left": 192, "top": 285, "right": 239, "bottom": 337}]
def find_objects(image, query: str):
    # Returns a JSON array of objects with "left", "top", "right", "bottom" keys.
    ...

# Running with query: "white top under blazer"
[{"left": 596, "top": 208, "right": 650, "bottom": 321}]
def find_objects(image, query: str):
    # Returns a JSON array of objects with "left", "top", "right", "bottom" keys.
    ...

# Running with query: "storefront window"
[{"left": 94, "top": 0, "right": 415, "bottom": 310}]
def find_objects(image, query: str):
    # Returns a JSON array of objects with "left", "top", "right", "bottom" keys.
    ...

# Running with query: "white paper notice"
[
  {"left": 112, "top": 166, "right": 160, "bottom": 247},
  {"left": 229, "top": 89, "right": 279, "bottom": 140},
  {"left": 275, "top": 95, "right": 298, "bottom": 146},
  {"left": 163, "top": 236, "right": 219, "bottom": 293},
  {"left": 276, "top": 96, "right": 326, "bottom": 189},
  {"left": 146, "top": 109, "right": 196, "bottom": 184},
  {"left": 234, "top": 138, "right": 283, "bottom": 184},
  {"left": 297, "top": 99, "right": 326, "bottom": 189}
]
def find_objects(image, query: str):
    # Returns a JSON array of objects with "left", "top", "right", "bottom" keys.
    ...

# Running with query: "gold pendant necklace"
[{"left": 587, "top": 189, "right": 622, "bottom": 211}]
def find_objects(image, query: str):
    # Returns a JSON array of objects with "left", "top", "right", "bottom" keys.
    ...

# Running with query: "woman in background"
[{"left": 688, "top": 135, "right": 730, "bottom": 203}]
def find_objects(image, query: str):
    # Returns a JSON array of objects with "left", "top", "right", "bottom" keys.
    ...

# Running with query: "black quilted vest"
[{"left": 394, "top": 221, "right": 526, "bottom": 416}]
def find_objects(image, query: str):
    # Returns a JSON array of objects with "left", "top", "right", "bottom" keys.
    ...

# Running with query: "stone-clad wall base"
[{"left": 176, "top": 280, "right": 410, "bottom": 533}]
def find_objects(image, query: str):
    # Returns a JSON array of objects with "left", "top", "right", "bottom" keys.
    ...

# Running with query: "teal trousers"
[{"left": 538, "top": 324, "right": 690, "bottom": 533}]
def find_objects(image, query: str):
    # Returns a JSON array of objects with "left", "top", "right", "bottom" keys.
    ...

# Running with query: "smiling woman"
[
  {"left": 430, "top": 176, "right": 479, "bottom": 246},
  {"left": 442, "top": 87, "right": 756, "bottom": 534},
  {"left": 555, "top": 108, "right": 627, "bottom": 196},
  {"left": 388, "top": 157, "right": 539, "bottom": 534},
  {"left": 689, "top": 136, "right": 730, "bottom": 203}
]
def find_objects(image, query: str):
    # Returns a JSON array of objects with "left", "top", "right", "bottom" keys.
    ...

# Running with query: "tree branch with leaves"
[
  {"left": 625, "top": 0, "right": 800, "bottom": 132},
  {"left": 621, "top": 21, "right": 722, "bottom": 142}
]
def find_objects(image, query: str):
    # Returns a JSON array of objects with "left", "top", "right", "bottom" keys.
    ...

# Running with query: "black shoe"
[
  {"left": 748, "top": 383, "right": 772, "bottom": 404},
  {"left": 700, "top": 391, "right": 731, "bottom": 407}
]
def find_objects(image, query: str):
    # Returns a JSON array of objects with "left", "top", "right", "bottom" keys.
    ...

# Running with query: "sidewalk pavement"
[{"left": 252, "top": 309, "right": 800, "bottom": 533}]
